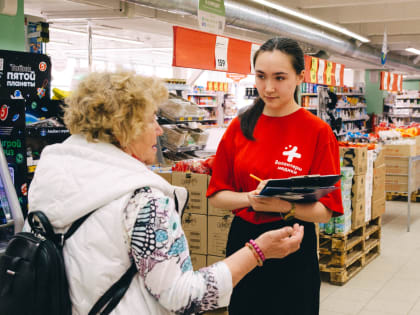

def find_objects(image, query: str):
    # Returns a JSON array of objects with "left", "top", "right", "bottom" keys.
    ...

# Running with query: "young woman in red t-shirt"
[{"left": 207, "top": 37, "right": 343, "bottom": 315}]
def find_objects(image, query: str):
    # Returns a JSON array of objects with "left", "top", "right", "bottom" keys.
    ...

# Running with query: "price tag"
[
  {"left": 215, "top": 36, "right": 229, "bottom": 71},
  {"left": 326, "top": 61, "right": 333, "bottom": 85},
  {"left": 310, "top": 57, "right": 318, "bottom": 83},
  {"left": 317, "top": 59, "right": 325, "bottom": 84},
  {"left": 179, "top": 117, "right": 185, "bottom": 121},
  {"left": 188, "top": 116, "right": 193, "bottom": 121},
  {"left": 250, "top": 43, "right": 261, "bottom": 74},
  {"left": 335, "top": 64, "right": 342, "bottom": 86}
]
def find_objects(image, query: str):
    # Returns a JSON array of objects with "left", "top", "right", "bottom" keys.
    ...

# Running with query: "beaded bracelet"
[
  {"left": 249, "top": 239, "right": 266, "bottom": 263},
  {"left": 245, "top": 242, "right": 263, "bottom": 266}
]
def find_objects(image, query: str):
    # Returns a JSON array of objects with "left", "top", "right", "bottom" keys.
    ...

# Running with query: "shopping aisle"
[{"left": 320, "top": 201, "right": 420, "bottom": 315}]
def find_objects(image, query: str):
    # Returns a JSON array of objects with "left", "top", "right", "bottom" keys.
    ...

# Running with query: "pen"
[{"left": 250, "top": 173, "right": 263, "bottom": 182}]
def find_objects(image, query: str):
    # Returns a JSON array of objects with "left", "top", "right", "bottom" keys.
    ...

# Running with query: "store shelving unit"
[
  {"left": 187, "top": 93, "right": 219, "bottom": 124},
  {"left": 303, "top": 85, "right": 368, "bottom": 139},
  {"left": 383, "top": 92, "right": 420, "bottom": 126}
]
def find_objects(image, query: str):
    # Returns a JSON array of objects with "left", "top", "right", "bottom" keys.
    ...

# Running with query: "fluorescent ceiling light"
[
  {"left": 48, "top": 48, "right": 171, "bottom": 53},
  {"left": 251, "top": 0, "right": 370, "bottom": 43},
  {"left": 406, "top": 48, "right": 420, "bottom": 55},
  {"left": 49, "top": 27, "right": 144, "bottom": 45}
]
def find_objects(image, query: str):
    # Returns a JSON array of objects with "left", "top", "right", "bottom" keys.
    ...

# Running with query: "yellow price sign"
[
  {"left": 310, "top": 57, "right": 318, "bottom": 83},
  {"left": 179, "top": 117, "right": 184, "bottom": 121},
  {"left": 326, "top": 61, "right": 333, "bottom": 85},
  {"left": 188, "top": 117, "right": 193, "bottom": 121}
]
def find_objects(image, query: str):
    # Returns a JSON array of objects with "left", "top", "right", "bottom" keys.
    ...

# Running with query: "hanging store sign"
[
  {"left": 215, "top": 36, "right": 229, "bottom": 71},
  {"left": 303, "top": 55, "right": 344, "bottom": 87},
  {"left": 380, "top": 71, "right": 403, "bottom": 92},
  {"left": 173, "top": 26, "right": 345, "bottom": 85},
  {"left": 198, "top": 0, "right": 226, "bottom": 34}
]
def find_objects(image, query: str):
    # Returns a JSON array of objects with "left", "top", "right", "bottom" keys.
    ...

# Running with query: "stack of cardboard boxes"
[
  {"left": 340, "top": 147, "right": 368, "bottom": 228},
  {"left": 157, "top": 171, "right": 230, "bottom": 315},
  {"left": 371, "top": 150, "right": 385, "bottom": 218},
  {"left": 383, "top": 139, "right": 420, "bottom": 194},
  {"left": 157, "top": 172, "right": 233, "bottom": 270},
  {"left": 340, "top": 146, "right": 386, "bottom": 224}
]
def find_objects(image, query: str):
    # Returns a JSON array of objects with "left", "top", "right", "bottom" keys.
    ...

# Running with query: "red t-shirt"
[{"left": 206, "top": 108, "right": 343, "bottom": 224}]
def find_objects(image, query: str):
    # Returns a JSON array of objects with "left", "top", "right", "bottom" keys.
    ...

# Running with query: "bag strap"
[
  {"left": 28, "top": 210, "right": 95, "bottom": 247},
  {"left": 88, "top": 263, "right": 137, "bottom": 315}
]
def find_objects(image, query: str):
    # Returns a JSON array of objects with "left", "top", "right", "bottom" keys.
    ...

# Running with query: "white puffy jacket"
[{"left": 28, "top": 135, "right": 232, "bottom": 314}]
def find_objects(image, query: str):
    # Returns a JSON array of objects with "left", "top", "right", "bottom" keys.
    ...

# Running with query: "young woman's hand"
[
  {"left": 255, "top": 223, "right": 304, "bottom": 259},
  {"left": 247, "top": 187, "right": 292, "bottom": 214}
]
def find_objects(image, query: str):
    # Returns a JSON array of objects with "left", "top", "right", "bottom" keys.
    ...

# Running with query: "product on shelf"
[
  {"left": 160, "top": 97, "right": 207, "bottom": 121},
  {"left": 172, "top": 158, "right": 213, "bottom": 175}
]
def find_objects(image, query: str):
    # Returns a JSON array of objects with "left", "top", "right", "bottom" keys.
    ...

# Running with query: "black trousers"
[{"left": 226, "top": 216, "right": 320, "bottom": 315}]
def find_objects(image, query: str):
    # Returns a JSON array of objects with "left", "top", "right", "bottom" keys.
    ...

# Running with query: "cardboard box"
[
  {"left": 371, "top": 197, "right": 385, "bottom": 219},
  {"left": 154, "top": 171, "right": 172, "bottom": 184},
  {"left": 352, "top": 198, "right": 365, "bottom": 229},
  {"left": 372, "top": 165, "right": 385, "bottom": 202},
  {"left": 207, "top": 255, "right": 225, "bottom": 266},
  {"left": 373, "top": 149, "right": 385, "bottom": 168},
  {"left": 207, "top": 203, "right": 232, "bottom": 216},
  {"left": 340, "top": 147, "right": 368, "bottom": 175},
  {"left": 352, "top": 174, "right": 366, "bottom": 203},
  {"left": 207, "top": 215, "right": 233, "bottom": 256},
  {"left": 172, "top": 172, "right": 208, "bottom": 215},
  {"left": 383, "top": 144, "right": 416, "bottom": 157},
  {"left": 190, "top": 254, "right": 207, "bottom": 270},
  {"left": 182, "top": 213, "right": 207, "bottom": 255}
]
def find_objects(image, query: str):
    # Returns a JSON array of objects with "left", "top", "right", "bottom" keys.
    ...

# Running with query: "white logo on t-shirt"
[{"left": 282, "top": 145, "right": 301, "bottom": 163}]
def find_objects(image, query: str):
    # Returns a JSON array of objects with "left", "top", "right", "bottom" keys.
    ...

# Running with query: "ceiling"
[{"left": 23, "top": 0, "right": 420, "bottom": 74}]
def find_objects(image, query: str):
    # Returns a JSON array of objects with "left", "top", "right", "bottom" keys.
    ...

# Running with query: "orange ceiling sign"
[
  {"left": 173, "top": 26, "right": 253, "bottom": 74},
  {"left": 173, "top": 26, "right": 345, "bottom": 86},
  {"left": 380, "top": 72, "right": 403, "bottom": 92}
]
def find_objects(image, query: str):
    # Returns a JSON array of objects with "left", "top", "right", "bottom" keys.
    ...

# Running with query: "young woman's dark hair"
[{"left": 239, "top": 37, "right": 305, "bottom": 140}]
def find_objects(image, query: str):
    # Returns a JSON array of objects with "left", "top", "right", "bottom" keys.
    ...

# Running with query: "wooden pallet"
[
  {"left": 364, "top": 240, "right": 381, "bottom": 266},
  {"left": 320, "top": 254, "right": 364, "bottom": 286},
  {"left": 318, "top": 217, "right": 382, "bottom": 285},
  {"left": 386, "top": 190, "right": 420, "bottom": 202}
]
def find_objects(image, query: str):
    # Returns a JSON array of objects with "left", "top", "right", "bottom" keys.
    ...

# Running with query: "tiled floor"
[{"left": 320, "top": 201, "right": 420, "bottom": 315}]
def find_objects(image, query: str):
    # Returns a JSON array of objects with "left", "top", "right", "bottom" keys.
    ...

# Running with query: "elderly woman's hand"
[{"left": 255, "top": 224, "right": 304, "bottom": 259}]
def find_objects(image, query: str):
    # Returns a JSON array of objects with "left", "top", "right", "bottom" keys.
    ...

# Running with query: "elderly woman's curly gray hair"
[{"left": 63, "top": 71, "right": 168, "bottom": 148}]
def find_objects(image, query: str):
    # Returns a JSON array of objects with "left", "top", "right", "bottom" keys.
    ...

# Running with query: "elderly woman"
[{"left": 28, "top": 72, "right": 304, "bottom": 315}]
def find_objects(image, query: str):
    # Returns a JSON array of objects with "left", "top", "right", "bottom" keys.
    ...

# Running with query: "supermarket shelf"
[
  {"left": 336, "top": 105, "right": 367, "bottom": 109},
  {"left": 385, "top": 105, "right": 420, "bottom": 109},
  {"left": 304, "top": 107, "right": 318, "bottom": 111},
  {"left": 336, "top": 93, "right": 364, "bottom": 96},
  {"left": 165, "top": 84, "right": 190, "bottom": 91},
  {"left": 341, "top": 117, "right": 369, "bottom": 122},
  {"left": 396, "top": 97, "right": 420, "bottom": 100},
  {"left": 224, "top": 115, "right": 236, "bottom": 119},
  {"left": 336, "top": 129, "right": 367, "bottom": 136},
  {"left": 158, "top": 115, "right": 208, "bottom": 124},
  {"left": 388, "top": 114, "right": 420, "bottom": 118},
  {"left": 200, "top": 119, "right": 218, "bottom": 122},
  {"left": 301, "top": 93, "right": 317, "bottom": 96},
  {"left": 162, "top": 142, "right": 205, "bottom": 152},
  {"left": 188, "top": 93, "right": 217, "bottom": 97},
  {"left": 197, "top": 105, "right": 218, "bottom": 108}
]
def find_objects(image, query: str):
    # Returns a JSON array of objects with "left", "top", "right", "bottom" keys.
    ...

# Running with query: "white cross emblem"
[{"left": 282, "top": 145, "right": 301, "bottom": 163}]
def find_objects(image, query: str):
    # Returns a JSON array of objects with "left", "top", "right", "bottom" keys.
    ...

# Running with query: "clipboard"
[{"left": 258, "top": 174, "right": 340, "bottom": 202}]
